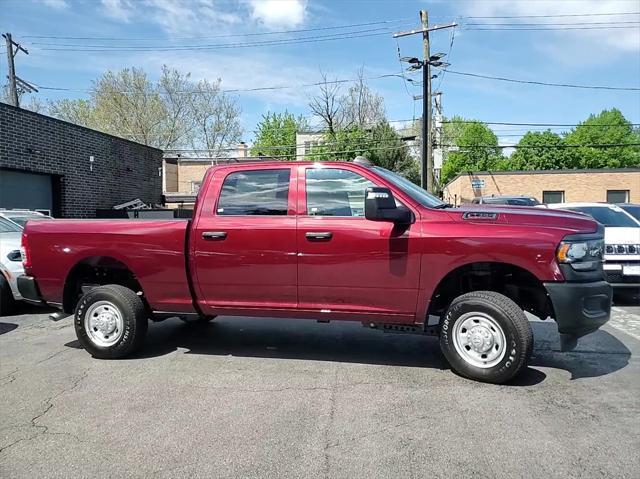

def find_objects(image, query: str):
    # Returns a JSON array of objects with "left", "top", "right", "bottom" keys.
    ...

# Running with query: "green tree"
[
  {"left": 250, "top": 111, "right": 308, "bottom": 160},
  {"left": 506, "top": 130, "right": 577, "bottom": 170},
  {"left": 441, "top": 117, "right": 503, "bottom": 184},
  {"left": 564, "top": 108, "right": 640, "bottom": 168}
]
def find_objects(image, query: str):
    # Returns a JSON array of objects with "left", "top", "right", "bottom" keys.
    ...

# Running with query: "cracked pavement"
[{"left": 1, "top": 302, "right": 639, "bottom": 478}]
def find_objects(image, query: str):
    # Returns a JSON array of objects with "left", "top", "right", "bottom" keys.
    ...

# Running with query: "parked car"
[
  {"left": 19, "top": 161, "right": 611, "bottom": 383},
  {"left": 617, "top": 203, "right": 640, "bottom": 222},
  {"left": 545, "top": 203, "right": 640, "bottom": 288},
  {"left": 470, "top": 195, "right": 540, "bottom": 206},
  {"left": 0, "top": 209, "right": 52, "bottom": 229},
  {"left": 0, "top": 216, "right": 25, "bottom": 315}
]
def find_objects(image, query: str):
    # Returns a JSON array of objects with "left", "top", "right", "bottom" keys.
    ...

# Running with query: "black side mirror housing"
[{"left": 364, "top": 187, "right": 413, "bottom": 225}]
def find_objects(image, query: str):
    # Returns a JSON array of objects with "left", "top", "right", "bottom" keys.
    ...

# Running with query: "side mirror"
[{"left": 364, "top": 187, "right": 413, "bottom": 225}]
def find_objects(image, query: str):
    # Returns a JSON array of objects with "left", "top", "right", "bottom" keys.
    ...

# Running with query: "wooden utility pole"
[
  {"left": 393, "top": 15, "right": 456, "bottom": 193},
  {"left": 2, "top": 33, "right": 35, "bottom": 108},
  {"left": 420, "top": 10, "right": 433, "bottom": 192},
  {"left": 4, "top": 33, "right": 19, "bottom": 107}
]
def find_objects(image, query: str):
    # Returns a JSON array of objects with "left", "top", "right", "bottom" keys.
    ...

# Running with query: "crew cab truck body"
[{"left": 18, "top": 161, "right": 612, "bottom": 383}]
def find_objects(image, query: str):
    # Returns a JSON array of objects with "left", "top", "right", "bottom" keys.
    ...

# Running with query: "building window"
[
  {"left": 217, "top": 169, "right": 290, "bottom": 216},
  {"left": 542, "top": 190, "right": 565, "bottom": 204},
  {"left": 190, "top": 181, "right": 202, "bottom": 194},
  {"left": 606, "top": 190, "right": 629, "bottom": 204}
]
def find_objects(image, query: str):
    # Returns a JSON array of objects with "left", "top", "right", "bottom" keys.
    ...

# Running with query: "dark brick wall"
[{"left": 0, "top": 102, "right": 163, "bottom": 218}]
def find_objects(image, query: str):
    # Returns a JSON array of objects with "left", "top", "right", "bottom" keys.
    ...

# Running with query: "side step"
[
  {"left": 49, "top": 312, "right": 71, "bottom": 322},
  {"left": 363, "top": 322, "right": 439, "bottom": 336}
]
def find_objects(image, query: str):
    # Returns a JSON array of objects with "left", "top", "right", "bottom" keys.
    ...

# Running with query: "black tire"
[
  {"left": 74, "top": 284, "right": 148, "bottom": 359},
  {"left": 179, "top": 315, "right": 216, "bottom": 324},
  {"left": 0, "top": 275, "right": 16, "bottom": 316},
  {"left": 439, "top": 291, "right": 533, "bottom": 384}
]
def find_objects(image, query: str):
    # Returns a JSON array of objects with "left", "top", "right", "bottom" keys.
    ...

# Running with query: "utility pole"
[
  {"left": 420, "top": 10, "right": 432, "bottom": 192},
  {"left": 433, "top": 91, "right": 444, "bottom": 187},
  {"left": 3, "top": 33, "right": 36, "bottom": 108},
  {"left": 393, "top": 15, "right": 456, "bottom": 193}
]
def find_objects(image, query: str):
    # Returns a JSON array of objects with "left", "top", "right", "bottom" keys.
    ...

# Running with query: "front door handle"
[
  {"left": 305, "top": 231, "right": 333, "bottom": 241},
  {"left": 202, "top": 231, "right": 227, "bottom": 240}
]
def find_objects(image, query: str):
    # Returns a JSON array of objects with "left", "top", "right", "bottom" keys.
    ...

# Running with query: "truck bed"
[{"left": 24, "top": 219, "right": 195, "bottom": 313}]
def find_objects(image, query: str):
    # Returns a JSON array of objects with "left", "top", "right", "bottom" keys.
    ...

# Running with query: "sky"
[{"left": 2, "top": 0, "right": 640, "bottom": 146}]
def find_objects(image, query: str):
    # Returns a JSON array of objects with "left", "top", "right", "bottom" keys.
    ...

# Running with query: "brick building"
[
  {"left": 0, "top": 103, "right": 163, "bottom": 217},
  {"left": 163, "top": 144, "right": 270, "bottom": 208},
  {"left": 442, "top": 168, "right": 640, "bottom": 206}
]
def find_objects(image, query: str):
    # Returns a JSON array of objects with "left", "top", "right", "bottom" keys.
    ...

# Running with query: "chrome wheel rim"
[
  {"left": 84, "top": 301, "right": 124, "bottom": 347},
  {"left": 452, "top": 312, "right": 507, "bottom": 368}
]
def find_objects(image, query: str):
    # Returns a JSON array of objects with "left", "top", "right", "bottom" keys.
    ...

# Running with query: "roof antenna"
[{"left": 353, "top": 156, "right": 372, "bottom": 167}]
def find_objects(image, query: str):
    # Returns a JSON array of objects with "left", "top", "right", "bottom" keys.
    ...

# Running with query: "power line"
[
  {"left": 465, "top": 20, "right": 640, "bottom": 26},
  {"left": 439, "top": 69, "right": 640, "bottom": 91},
  {"left": 444, "top": 143, "right": 640, "bottom": 149},
  {"left": 23, "top": 18, "right": 414, "bottom": 41},
  {"left": 33, "top": 28, "right": 405, "bottom": 52},
  {"left": 464, "top": 25, "right": 639, "bottom": 31},
  {"left": 462, "top": 12, "right": 640, "bottom": 19},
  {"left": 442, "top": 121, "right": 640, "bottom": 127}
]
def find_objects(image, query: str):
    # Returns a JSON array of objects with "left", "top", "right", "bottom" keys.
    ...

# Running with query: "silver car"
[
  {"left": 0, "top": 209, "right": 52, "bottom": 229},
  {"left": 0, "top": 216, "right": 24, "bottom": 315}
]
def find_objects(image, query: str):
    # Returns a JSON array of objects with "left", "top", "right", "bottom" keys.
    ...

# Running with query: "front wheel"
[
  {"left": 439, "top": 291, "right": 533, "bottom": 384},
  {"left": 74, "top": 284, "right": 148, "bottom": 359}
]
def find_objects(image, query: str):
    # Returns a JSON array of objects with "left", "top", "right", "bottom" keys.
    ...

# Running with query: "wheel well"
[
  {"left": 427, "top": 262, "right": 554, "bottom": 321},
  {"left": 62, "top": 257, "right": 145, "bottom": 314}
]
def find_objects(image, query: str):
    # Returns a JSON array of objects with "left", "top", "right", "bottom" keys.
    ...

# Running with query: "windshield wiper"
[{"left": 432, "top": 203, "right": 454, "bottom": 209}]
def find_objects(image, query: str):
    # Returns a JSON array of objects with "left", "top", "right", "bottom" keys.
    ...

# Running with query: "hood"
[
  {"left": 604, "top": 227, "right": 640, "bottom": 245},
  {"left": 448, "top": 205, "right": 598, "bottom": 234}
]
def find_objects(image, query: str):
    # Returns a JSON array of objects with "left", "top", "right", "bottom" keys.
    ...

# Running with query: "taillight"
[{"left": 21, "top": 232, "right": 31, "bottom": 271}]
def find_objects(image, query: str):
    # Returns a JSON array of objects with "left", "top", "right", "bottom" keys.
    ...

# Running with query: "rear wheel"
[
  {"left": 74, "top": 284, "right": 148, "bottom": 359},
  {"left": 439, "top": 291, "right": 533, "bottom": 384},
  {"left": 0, "top": 275, "right": 16, "bottom": 316}
]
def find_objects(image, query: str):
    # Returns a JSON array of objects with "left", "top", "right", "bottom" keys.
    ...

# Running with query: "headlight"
[{"left": 556, "top": 239, "right": 604, "bottom": 271}]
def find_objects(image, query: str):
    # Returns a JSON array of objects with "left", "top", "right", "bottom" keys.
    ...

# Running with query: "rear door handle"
[
  {"left": 305, "top": 231, "right": 333, "bottom": 241},
  {"left": 202, "top": 231, "right": 227, "bottom": 240}
]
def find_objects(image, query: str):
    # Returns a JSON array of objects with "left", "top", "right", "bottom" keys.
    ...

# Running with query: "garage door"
[{"left": 0, "top": 169, "right": 53, "bottom": 213}]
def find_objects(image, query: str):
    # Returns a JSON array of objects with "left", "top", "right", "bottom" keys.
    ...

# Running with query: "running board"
[
  {"left": 49, "top": 312, "right": 71, "bottom": 322},
  {"left": 363, "top": 322, "right": 439, "bottom": 336}
]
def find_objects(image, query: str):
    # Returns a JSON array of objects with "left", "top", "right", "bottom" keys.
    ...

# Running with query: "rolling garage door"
[{"left": 0, "top": 169, "right": 53, "bottom": 213}]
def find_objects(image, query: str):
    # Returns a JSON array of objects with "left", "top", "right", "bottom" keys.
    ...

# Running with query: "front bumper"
[
  {"left": 544, "top": 280, "right": 612, "bottom": 350},
  {"left": 17, "top": 275, "right": 44, "bottom": 304},
  {"left": 603, "top": 261, "right": 640, "bottom": 287}
]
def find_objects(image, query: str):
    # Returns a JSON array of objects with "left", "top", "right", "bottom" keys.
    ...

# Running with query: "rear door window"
[{"left": 217, "top": 169, "right": 290, "bottom": 216}]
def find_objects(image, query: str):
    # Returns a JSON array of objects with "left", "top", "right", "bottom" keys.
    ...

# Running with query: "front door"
[
  {"left": 296, "top": 165, "right": 421, "bottom": 322},
  {"left": 191, "top": 167, "right": 297, "bottom": 313}
]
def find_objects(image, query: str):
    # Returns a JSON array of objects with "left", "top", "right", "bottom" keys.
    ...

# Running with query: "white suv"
[{"left": 545, "top": 203, "right": 640, "bottom": 288}]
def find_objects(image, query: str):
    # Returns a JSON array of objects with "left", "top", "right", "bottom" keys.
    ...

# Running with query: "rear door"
[{"left": 191, "top": 166, "right": 298, "bottom": 312}]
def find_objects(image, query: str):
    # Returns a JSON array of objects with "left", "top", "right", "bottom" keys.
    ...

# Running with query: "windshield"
[
  {"left": 372, "top": 167, "right": 445, "bottom": 208},
  {"left": 619, "top": 204, "right": 640, "bottom": 221},
  {"left": 567, "top": 206, "right": 640, "bottom": 228},
  {"left": 0, "top": 216, "right": 22, "bottom": 233}
]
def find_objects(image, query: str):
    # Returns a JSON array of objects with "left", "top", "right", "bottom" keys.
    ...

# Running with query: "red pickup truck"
[{"left": 18, "top": 161, "right": 611, "bottom": 383}]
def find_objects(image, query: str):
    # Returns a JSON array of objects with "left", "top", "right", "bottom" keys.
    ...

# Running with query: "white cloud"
[
  {"left": 461, "top": 0, "right": 640, "bottom": 57},
  {"left": 41, "top": 0, "right": 68, "bottom": 9},
  {"left": 248, "top": 0, "right": 307, "bottom": 30},
  {"left": 101, "top": 0, "right": 135, "bottom": 22}
]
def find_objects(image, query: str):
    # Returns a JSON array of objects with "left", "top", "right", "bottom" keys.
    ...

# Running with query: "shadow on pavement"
[
  {"left": 62, "top": 316, "right": 633, "bottom": 384},
  {"left": 613, "top": 289, "right": 640, "bottom": 307},
  {"left": 530, "top": 321, "right": 631, "bottom": 380},
  {"left": 0, "top": 322, "right": 18, "bottom": 335}
]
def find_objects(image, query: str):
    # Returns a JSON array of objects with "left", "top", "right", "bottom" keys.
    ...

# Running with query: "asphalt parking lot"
[{"left": 1, "top": 296, "right": 639, "bottom": 478}]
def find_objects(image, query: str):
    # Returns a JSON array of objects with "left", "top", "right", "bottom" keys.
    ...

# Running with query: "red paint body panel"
[{"left": 23, "top": 161, "right": 599, "bottom": 324}]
